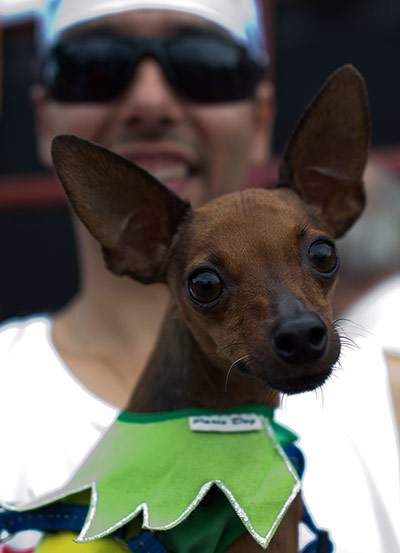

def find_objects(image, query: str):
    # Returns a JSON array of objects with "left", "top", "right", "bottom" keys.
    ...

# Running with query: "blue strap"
[
  {"left": 283, "top": 444, "right": 334, "bottom": 553},
  {"left": 0, "top": 505, "right": 167, "bottom": 553},
  {"left": 300, "top": 507, "right": 334, "bottom": 553},
  {"left": 284, "top": 443, "right": 306, "bottom": 479},
  {"left": 126, "top": 530, "right": 169, "bottom": 553},
  {"left": 0, "top": 503, "right": 88, "bottom": 534}
]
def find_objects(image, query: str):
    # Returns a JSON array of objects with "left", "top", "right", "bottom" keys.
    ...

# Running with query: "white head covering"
[{"left": 37, "top": 0, "right": 267, "bottom": 64}]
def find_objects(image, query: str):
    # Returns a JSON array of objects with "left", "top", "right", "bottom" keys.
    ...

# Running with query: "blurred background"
[{"left": 1, "top": 0, "right": 400, "bottom": 321}]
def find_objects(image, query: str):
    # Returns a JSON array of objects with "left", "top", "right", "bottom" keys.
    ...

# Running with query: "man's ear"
[
  {"left": 250, "top": 80, "right": 275, "bottom": 164},
  {"left": 51, "top": 135, "right": 191, "bottom": 284},
  {"left": 279, "top": 65, "right": 370, "bottom": 238}
]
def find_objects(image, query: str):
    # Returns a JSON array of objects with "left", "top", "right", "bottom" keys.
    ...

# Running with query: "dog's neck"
[{"left": 126, "top": 303, "right": 276, "bottom": 413}]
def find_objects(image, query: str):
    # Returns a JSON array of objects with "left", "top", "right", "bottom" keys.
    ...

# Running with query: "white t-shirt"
[
  {"left": 0, "top": 315, "right": 399, "bottom": 553},
  {"left": 0, "top": 315, "right": 118, "bottom": 505}
]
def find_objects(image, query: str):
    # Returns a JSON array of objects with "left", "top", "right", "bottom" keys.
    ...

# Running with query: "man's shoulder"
[
  {"left": 0, "top": 313, "right": 50, "bottom": 333},
  {"left": 0, "top": 314, "right": 51, "bottom": 359}
]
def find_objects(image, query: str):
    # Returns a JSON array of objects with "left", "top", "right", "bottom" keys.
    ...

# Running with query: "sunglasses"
[{"left": 40, "top": 33, "right": 266, "bottom": 104}]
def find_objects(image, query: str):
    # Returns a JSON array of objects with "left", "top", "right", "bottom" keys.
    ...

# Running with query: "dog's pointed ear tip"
[
  {"left": 52, "top": 133, "right": 93, "bottom": 151},
  {"left": 52, "top": 134, "right": 75, "bottom": 145},
  {"left": 51, "top": 134, "right": 81, "bottom": 155},
  {"left": 336, "top": 63, "right": 360, "bottom": 76},
  {"left": 331, "top": 64, "right": 366, "bottom": 88}
]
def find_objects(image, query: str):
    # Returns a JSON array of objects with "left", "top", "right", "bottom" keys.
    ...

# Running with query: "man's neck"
[{"left": 52, "top": 220, "right": 170, "bottom": 407}]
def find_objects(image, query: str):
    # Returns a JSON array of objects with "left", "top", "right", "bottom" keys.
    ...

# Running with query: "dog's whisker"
[
  {"left": 263, "top": 387, "right": 279, "bottom": 407},
  {"left": 225, "top": 355, "right": 250, "bottom": 392},
  {"left": 216, "top": 342, "right": 248, "bottom": 356},
  {"left": 334, "top": 317, "right": 371, "bottom": 341},
  {"left": 338, "top": 334, "right": 360, "bottom": 357},
  {"left": 319, "top": 387, "right": 326, "bottom": 408}
]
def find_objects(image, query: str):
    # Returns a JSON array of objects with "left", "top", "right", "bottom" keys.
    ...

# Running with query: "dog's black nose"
[{"left": 271, "top": 313, "right": 327, "bottom": 364}]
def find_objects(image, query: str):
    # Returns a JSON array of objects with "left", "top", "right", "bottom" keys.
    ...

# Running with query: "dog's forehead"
[
  {"left": 175, "top": 187, "right": 327, "bottom": 273},
  {"left": 194, "top": 188, "right": 313, "bottom": 236}
]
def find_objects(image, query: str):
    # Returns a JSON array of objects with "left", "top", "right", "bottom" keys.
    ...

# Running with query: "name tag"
[{"left": 189, "top": 413, "right": 262, "bottom": 433}]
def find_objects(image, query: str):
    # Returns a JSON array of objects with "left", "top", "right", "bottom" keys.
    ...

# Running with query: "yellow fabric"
[{"left": 36, "top": 531, "right": 127, "bottom": 552}]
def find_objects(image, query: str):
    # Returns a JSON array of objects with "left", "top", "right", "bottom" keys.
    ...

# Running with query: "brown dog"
[{"left": 51, "top": 65, "right": 370, "bottom": 552}]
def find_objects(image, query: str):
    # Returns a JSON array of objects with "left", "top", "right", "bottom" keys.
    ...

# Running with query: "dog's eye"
[
  {"left": 308, "top": 240, "right": 338, "bottom": 275},
  {"left": 188, "top": 270, "right": 223, "bottom": 304}
]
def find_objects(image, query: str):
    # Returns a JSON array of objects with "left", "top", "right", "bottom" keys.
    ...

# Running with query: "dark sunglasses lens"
[
  {"left": 168, "top": 37, "right": 262, "bottom": 103},
  {"left": 42, "top": 39, "right": 132, "bottom": 102},
  {"left": 42, "top": 35, "right": 264, "bottom": 104}
]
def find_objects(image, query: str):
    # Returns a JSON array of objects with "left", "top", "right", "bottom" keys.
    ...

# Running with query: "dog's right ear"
[
  {"left": 279, "top": 65, "right": 370, "bottom": 239},
  {"left": 51, "top": 135, "right": 191, "bottom": 284}
]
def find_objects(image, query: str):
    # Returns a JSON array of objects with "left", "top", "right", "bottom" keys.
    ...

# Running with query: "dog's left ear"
[
  {"left": 51, "top": 135, "right": 190, "bottom": 284},
  {"left": 279, "top": 64, "right": 370, "bottom": 238}
]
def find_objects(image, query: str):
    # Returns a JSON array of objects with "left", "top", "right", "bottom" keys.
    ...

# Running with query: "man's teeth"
[{"left": 150, "top": 165, "right": 188, "bottom": 182}]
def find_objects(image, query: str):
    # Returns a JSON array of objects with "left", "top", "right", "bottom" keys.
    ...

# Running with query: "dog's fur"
[{"left": 51, "top": 65, "right": 370, "bottom": 552}]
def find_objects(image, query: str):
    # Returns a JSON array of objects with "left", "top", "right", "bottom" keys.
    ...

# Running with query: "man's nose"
[{"left": 115, "top": 58, "right": 184, "bottom": 126}]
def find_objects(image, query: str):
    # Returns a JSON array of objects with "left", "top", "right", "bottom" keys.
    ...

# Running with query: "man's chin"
[
  {"left": 162, "top": 177, "right": 205, "bottom": 207},
  {"left": 160, "top": 177, "right": 191, "bottom": 197}
]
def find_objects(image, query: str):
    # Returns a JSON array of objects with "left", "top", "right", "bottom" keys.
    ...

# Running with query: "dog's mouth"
[
  {"left": 235, "top": 356, "right": 336, "bottom": 395},
  {"left": 266, "top": 367, "right": 333, "bottom": 395}
]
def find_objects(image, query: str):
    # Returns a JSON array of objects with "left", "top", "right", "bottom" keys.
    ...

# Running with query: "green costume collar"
[{"left": 18, "top": 406, "right": 300, "bottom": 549}]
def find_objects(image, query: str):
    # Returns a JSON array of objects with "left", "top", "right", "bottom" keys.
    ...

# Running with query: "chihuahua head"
[{"left": 51, "top": 65, "right": 370, "bottom": 395}]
